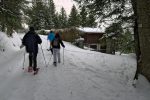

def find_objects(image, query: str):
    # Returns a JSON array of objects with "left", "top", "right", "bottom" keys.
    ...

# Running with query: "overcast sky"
[
  {"left": 53, "top": 0, "right": 76, "bottom": 15},
  {"left": 27, "top": 0, "right": 76, "bottom": 15}
]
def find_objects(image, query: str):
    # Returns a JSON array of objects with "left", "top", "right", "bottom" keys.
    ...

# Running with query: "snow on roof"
[
  {"left": 76, "top": 37, "right": 84, "bottom": 41},
  {"left": 77, "top": 27, "right": 105, "bottom": 33},
  {"left": 107, "top": 32, "right": 116, "bottom": 37}
]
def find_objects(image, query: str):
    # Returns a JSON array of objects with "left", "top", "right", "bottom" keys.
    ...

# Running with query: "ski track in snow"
[{"left": 0, "top": 35, "right": 150, "bottom": 100}]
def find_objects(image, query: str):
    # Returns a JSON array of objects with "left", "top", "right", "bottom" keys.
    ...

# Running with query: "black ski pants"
[{"left": 29, "top": 52, "right": 37, "bottom": 71}]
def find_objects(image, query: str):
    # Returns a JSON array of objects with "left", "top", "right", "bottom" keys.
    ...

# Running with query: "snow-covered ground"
[{"left": 0, "top": 31, "right": 150, "bottom": 100}]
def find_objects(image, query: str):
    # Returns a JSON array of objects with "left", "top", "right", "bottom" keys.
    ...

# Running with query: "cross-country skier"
[
  {"left": 51, "top": 33, "right": 65, "bottom": 66},
  {"left": 22, "top": 26, "right": 42, "bottom": 74}
]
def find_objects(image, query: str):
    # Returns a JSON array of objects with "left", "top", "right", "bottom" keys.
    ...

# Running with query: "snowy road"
[{"left": 0, "top": 35, "right": 150, "bottom": 100}]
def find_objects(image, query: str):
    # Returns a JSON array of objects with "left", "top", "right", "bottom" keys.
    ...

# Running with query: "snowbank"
[{"left": 0, "top": 31, "right": 22, "bottom": 51}]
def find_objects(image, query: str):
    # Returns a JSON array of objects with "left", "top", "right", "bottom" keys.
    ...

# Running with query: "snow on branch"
[{"left": 0, "top": 6, "right": 22, "bottom": 17}]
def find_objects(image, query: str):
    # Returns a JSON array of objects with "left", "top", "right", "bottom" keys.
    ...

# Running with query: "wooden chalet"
[{"left": 77, "top": 27, "right": 105, "bottom": 51}]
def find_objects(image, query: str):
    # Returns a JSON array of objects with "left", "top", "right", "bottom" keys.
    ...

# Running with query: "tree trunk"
[
  {"left": 136, "top": 0, "right": 150, "bottom": 81},
  {"left": 131, "top": 0, "right": 141, "bottom": 80}
]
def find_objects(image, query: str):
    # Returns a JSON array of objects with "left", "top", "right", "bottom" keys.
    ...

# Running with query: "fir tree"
[
  {"left": 73, "top": 0, "right": 133, "bottom": 28},
  {"left": 0, "top": 0, "right": 27, "bottom": 36},
  {"left": 48, "top": 0, "right": 56, "bottom": 29},
  {"left": 27, "top": 0, "right": 46, "bottom": 30},
  {"left": 59, "top": 7, "right": 68, "bottom": 28},
  {"left": 68, "top": 5, "right": 80, "bottom": 27},
  {"left": 87, "top": 13, "right": 97, "bottom": 27},
  {"left": 53, "top": 12, "right": 61, "bottom": 29},
  {"left": 80, "top": 6, "right": 88, "bottom": 27}
]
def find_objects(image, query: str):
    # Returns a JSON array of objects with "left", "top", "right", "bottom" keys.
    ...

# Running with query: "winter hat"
[
  {"left": 29, "top": 26, "right": 35, "bottom": 31},
  {"left": 55, "top": 33, "right": 60, "bottom": 38}
]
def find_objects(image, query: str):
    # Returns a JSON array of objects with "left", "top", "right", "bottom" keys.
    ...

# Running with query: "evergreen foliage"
[
  {"left": 104, "top": 23, "right": 134, "bottom": 53},
  {"left": 80, "top": 6, "right": 88, "bottom": 27},
  {"left": 79, "top": 6, "right": 97, "bottom": 27},
  {"left": 26, "top": 0, "right": 68, "bottom": 30},
  {"left": 59, "top": 7, "right": 68, "bottom": 28},
  {"left": 48, "top": 0, "right": 56, "bottom": 29},
  {"left": 118, "top": 29, "right": 134, "bottom": 53},
  {"left": 74, "top": 0, "right": 134, "bottom": 53},
  {"left": 73, "top": 0, "right": 133, "bottom": 27},
  {"left": 53, "top": 12, "right": 61, "bottom": 29},
  {"left": 86, "top": 13, "right": 97, "bottom": 27},
  {"left": 27, "top": 0, "right": 47, "bottom": 30},
  {"left": 68, "top": 5, "right": 80, "bottom": 27},
  {"left": 0, "top": 0, "right": 27, "bottom": 36}
]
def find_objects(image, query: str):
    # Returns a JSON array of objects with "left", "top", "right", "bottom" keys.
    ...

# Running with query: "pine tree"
[
  {"left": 27, "top": 0, "right": 46, "bottom": 30},
  {"left": 0, "top": 0, "right": 27, "bottom": 36},
  {"left": 26, "top": 0, "right": 59, "bottom": 30},
  {"left": 68, "top": 5, "right": 80, "bottom": 27},
  {"left": 59, "top": 7, "right": 68, "bottom": 28},
  {"left": 43, "top": 5, "right": 51, "bottom": 29},
  {"left": 48, "top": 0, "right": 56, "bottom": 29},
  {"left": 73, "top": 0, "right": 133, "bottom": 27},
  {"left": 53, "top": 12, "right": 61, "bottom": 29},
  {"left": 87, "top": 13, "right": 97, "bottom": 27},
  {"left": 118, "top": 29, "right": 134, "bottom": 53},
  {"left": 80, "top": 6, "right": 88, "bottom": 27}
]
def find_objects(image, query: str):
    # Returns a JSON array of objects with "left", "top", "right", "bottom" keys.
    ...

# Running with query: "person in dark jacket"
[
  {"left": 51, "top": 33, "right": 65, "bottom": 66},
  {"left": 22, "top": 26, "right": 42, "bottom": 73}
]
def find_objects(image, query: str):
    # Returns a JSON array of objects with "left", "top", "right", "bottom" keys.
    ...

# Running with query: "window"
[{"left": 90, "top": 44, "right": 97, "bottom": 49}]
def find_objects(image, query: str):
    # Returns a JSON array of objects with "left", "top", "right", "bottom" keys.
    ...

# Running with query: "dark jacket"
[
  {"left": 51, "top": 34, "right": 65, "bottom": 49},
  {"left": 22, "top": 31, "right": 42, "bottom": 53}
]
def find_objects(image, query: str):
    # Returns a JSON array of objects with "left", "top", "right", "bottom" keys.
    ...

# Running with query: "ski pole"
[
  {"left": 22, "top": 51, "right": 26, "bottom": 69},
  {"left": 40, "top": 44, "right": 47, "bottom": 67},
  {"left": 63, "top": 48, "right": 64, "bottom": 65},
  {"left": 47, "top": 40, "right": 50, "bottom": 51},
  {"left": 47, "top": 53, "right": 53, "bottom": 66}
]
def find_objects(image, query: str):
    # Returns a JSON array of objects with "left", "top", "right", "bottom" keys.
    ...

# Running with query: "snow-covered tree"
[
  {"left": 68, "top": 5, "right": 80, "bottom": 27},
  {"left": 59, "top": 7, "right": 68, "bottom": 28},
  {"left": 0, "top": 0, "right": 27, "bottom": 36},
  {"left": 80, "top": 6, "right": 88, "bottom": 27}
]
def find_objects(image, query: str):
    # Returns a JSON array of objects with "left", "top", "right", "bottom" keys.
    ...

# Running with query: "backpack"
[{"left": 53, "top": 38, "right": 59, "bottom": 46}]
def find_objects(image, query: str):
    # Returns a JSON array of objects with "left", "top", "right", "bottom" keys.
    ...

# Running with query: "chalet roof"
[{"left": 77, "top": 27, "right": 105, "bottom": 33}]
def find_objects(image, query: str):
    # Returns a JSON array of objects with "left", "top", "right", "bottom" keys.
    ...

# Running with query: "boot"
[
  {"left": 53, "top": 62, "right": 57, "bottom": 66},
  {"left": 33, "top": 68, "right": 39, "bottom": 75},
  {"left": 28, "top": 66, "right": 33, "bottom": 72}
]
